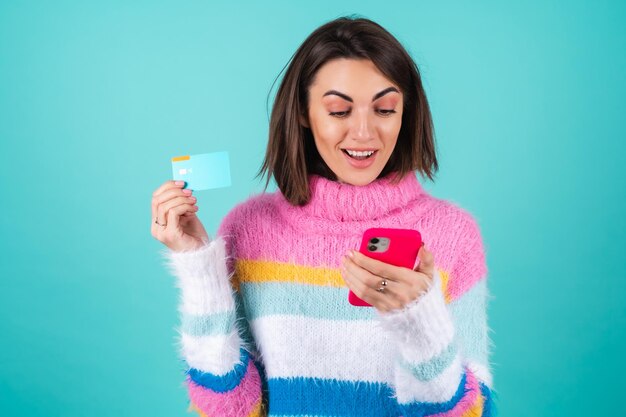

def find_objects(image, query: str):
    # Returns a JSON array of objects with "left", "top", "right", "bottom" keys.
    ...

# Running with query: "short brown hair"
[{"left": 258, "top": 16, "right": 438, "bottom": 206}]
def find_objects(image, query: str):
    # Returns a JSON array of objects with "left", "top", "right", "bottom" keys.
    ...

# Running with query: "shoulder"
[
  {"left": 419, "top": 193, "right": 484, "bottom": 243},
  {"left": 419, "top": 195, "right": 487, "bottom": 301},
  {"left": 441, "top": 199, "right": 484, "bottom": 244},
  {"left": 216, "top": 191, "right": 279, "bottom": 239},
  {"left": 213, "top": 191, "right": 281, "bottom": 265}
]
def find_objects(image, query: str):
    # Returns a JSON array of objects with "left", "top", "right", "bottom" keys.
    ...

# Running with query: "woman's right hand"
[{"left": 151, "top": 180, "right": 210, "bottom": 252}]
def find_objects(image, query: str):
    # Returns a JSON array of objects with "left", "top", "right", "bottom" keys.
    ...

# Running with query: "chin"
[{"left": 337, "top": 169, "right": 382, "bottom": 186}]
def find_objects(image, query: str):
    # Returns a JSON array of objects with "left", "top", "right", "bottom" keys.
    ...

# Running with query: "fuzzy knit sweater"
[{"left": 162, "top": 171, "right": 497, "bottom": 417}]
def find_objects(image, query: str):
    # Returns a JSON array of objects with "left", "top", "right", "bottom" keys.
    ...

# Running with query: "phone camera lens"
[
  {"left": 370, "top": 238, "right": 379, "bottom": 244},
  {"left": 368, "top": 244, "right": 377, "bottom": 252}
]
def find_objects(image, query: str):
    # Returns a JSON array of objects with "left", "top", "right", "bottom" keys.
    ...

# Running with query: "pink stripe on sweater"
[
  {"left": 187, "top": 358, "right": 262, "bottom": 417},
  {"left": 446, "top": 216, "right": 488, "bottom": 301}
]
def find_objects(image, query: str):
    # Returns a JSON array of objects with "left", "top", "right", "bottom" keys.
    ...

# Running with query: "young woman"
[{"left": 151, "top": 16, "right": 496, "bottom": 417}]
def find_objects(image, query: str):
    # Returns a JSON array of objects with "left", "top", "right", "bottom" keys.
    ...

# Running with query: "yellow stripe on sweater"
[
  {"left": 247, "top": 399, "right": 264, "bottom": 417},
  {"left": 461, "top": 388, "right": 484, "bottom": 416},
  {"left": 235, "top": 259, "right": 344, "bottom": 289},
  {"left": 188, "top": 402, "right": 207, "bottom": 417},
  {"left": 234, "top": 259, "right": 452, "bottom": 303},
  {"left": 439, "top": 268, "right": 452, "bottom": 304}
]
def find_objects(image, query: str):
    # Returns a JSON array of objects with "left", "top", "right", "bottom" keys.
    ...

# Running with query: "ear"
[{"left": 299, "top": 113, "right": 310, "bottom": 128}]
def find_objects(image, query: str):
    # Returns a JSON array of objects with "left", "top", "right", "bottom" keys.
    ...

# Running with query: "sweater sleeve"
[
  {"left": 161, "top": 237, "right": 265, "bottom": 417},
  {"left": 377, "top": 217, "right": 497, "bottom": 416}
]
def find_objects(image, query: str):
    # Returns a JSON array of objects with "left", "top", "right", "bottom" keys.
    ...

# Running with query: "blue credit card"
[{"left": 171, "top": 151, "right": 231, "bottom": 191}]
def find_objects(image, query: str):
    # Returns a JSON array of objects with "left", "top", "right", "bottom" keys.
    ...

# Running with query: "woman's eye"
[{"left": 329, "top": 109, "right": 396, "bottom": 117}]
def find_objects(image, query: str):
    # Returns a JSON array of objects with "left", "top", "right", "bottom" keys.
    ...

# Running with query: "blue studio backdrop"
[{"left": 1, "top": 1, "right": 625, "bottom": 416}]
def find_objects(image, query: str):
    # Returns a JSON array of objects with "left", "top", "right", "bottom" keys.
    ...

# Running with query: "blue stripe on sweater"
[
  {"left": 240, "top": 282, "right": 376, "bottom": 321},
  {"left": 187, "top": 348, "right": 250, "bottom": 393},
  {"left": 267, "top": 370, "right": 469, "bottom": 416},
  {"left": 480, "top": 382, "right": 497, "bottom": 417},
  {"left": 267, "top": 377, "right": 399, "bottom": 417},
  {"left": 393, "top": 370, "right": 467, "bottom": 416}
]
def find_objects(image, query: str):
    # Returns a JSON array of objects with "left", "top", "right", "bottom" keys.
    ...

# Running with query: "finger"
[
  {"left": 152, "top": 187, "right": 193, "bottom": 218},
  {"left": 378, "top": 297, "right": 404, "bottom": 313},
  {"left": 344, "top": 254, "right": 430, "bottom": 310},
  {"left": 342, "top": 254, "right": 389, "bottom": 289},
  {"left": 415, "top": 245, "right": 435, "bottom": 279},
  {"left": 166, "top": 203, "right": 199, "bottom": 232},
  {"left": 153, "top": 180, "right": 186, "bottom": 199},
  {"left": 344, "top": 255, "right": 406, "bottom": 293},
  {"left": 345, "top": 268, "right": 406, "bottom": 313},
  {"left": 152, "top": 183, "right": 192, "bottom": 221},
  {"left": 155, "top": 196, "right": 197, "bottom": 229},
  {"left": 341, "top": 261, "right": 394, "bottom": 310},
  {"left": 342, "top": 256, "right": 406, "bottom": 308},
  {"left": 348, "top": 250, "right": 410, "bottom": 284}
]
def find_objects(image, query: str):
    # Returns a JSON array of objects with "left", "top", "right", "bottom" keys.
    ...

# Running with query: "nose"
[{"left": 349, "top": 109, "right": 375, "bottom": 142}]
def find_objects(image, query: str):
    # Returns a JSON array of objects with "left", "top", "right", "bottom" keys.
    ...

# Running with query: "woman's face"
[{"left": 304, "top": 58, "right": 403, "bottom": 186}]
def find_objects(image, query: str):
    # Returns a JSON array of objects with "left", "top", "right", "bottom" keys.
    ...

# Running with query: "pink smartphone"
[{"left": 348, "top": 227, "right": 424, "bottom": 307}]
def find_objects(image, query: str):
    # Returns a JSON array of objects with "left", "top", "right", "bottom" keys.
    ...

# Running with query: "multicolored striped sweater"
[{"left": 162, "top": 171, "right": 497, "bottom": 416}]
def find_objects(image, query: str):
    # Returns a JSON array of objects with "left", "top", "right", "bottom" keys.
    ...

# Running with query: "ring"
[
  {"left": 377, "top": 279, "right": 388, "bottom": 293},
  {"left": 154, "top": 217, "right": 167, "bottom": 227}
]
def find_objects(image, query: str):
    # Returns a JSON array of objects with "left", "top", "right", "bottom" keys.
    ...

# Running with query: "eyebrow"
[{"left": 322, "top": 86, "right": 399, "bottom": 103}]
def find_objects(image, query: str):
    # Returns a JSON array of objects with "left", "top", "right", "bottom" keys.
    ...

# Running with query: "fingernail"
[
  {"left": 175, "top": 180, "right": 185, "bottom": 186},
  {"left": 347, "top": 250, "right": 354, "bottom": 258},
  {"left": 183, "top": 189, "right": 192, "bottom": 194}
]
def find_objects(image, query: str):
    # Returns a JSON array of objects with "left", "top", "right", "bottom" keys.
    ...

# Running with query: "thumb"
[{"left": 414, "top": 244, "right": 435, "bottom": 279}]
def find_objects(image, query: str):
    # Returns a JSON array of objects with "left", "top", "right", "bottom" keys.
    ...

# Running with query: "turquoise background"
[{"left": 1, "top": 0, "right": 624, "bottom": 415}]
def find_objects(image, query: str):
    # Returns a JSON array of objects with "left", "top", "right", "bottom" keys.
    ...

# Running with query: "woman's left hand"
[{"left": 340, "top": 245, "right": 435, "bottom": 313}]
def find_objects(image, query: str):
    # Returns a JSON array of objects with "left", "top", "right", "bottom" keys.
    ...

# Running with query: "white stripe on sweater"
[
  {"left": 162, "top": 238, "right": 237, "bottom": 316},
  {"left": 179, "top": 329, "right": 242, "bottom": 375},
  {"left": 250, "top": 314, "right": 396, "bottom": 383}
]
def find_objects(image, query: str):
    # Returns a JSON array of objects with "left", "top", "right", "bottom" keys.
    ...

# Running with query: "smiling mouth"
[{"left": 341, "top": 149, "right": 378, "bottom": 160}]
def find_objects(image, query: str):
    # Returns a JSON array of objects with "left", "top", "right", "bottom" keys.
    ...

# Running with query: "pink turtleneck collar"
[{"left": 275, "top": 172, "right": 430, "bottom": 234}]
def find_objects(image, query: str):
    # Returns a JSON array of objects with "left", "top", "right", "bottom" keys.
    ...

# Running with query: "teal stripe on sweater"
[
  {"left": 180, "top": 291, "right": 256, "bottom": 340},
  {"left": 234, "top": 288, "right": 256, "bottom": 348},
  {"left": 240, "top": 282, "right": 376, "bottom": 321},
  {"left": 181, "top": 310, "right": 236, "bottom": 337},
  {"left": 449, "top": 278, "right": 489, "bottom": 364},
  {"left": 398, "top": 341, "right": 458, "bottom": 382}
]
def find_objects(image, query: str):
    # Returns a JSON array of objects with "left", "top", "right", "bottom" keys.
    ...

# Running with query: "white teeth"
[{"left": 345, "top": 150, "right": 375, "bottom": 157}]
